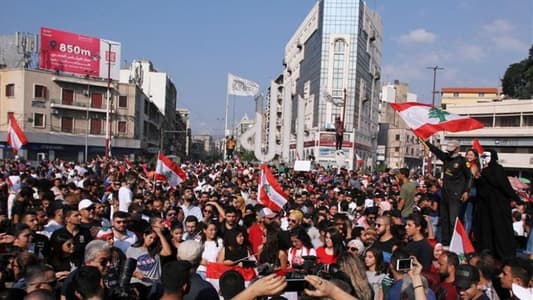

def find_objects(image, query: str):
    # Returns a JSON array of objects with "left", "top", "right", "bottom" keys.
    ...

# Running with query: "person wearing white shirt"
[
  {"left": 111, "top": 211, "right": 137, "bottom": 254},
  {"left": 197, "top": 222, "right": 224, "bottom": 279},
  {"left": 288, "top": 228, "right": 317, "bottom": 268},
  {"left": 118, "top": 178, "right": 133, "bottom": 213}
]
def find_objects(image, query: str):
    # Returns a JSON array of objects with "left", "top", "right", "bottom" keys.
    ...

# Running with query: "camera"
[
  {"left": 110, "top": 258, "right": 139, "bottom": 300},
  {"left": 396, "top": 258, "right": 413, "bottom": 272},
  {"left": 257, "top": 256, "right": 331, "bottom": 292}
]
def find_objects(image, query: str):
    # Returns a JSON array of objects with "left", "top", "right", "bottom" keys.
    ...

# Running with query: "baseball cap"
[
  {"left": 454, "top": 264, "right": 480, "bottom": 290},
  {"left": 78, "top": 199, "right": 94, "bottom": 211},
  {"left": 347, "top": 239, "right": 365, "bottom": 253},
  {"left": 258, "top": 207, "right": 277, "bottom": 219},
  {"left": 445, "top": 140, "right": 460, "bottom": 152}
]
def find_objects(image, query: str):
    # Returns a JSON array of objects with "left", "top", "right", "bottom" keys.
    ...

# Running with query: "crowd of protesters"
[{"left": 0, "top": 141, "right": 531, "bottom": 300}]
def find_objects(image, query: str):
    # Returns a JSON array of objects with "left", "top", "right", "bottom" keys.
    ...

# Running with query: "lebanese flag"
[
  {"left": 449, "top": 218, "right": 475, "bottom": 256},
  {"left": 155, "top": 153, "right": 187, "bottom": 187},
  {"left": 206, "top": 262, "right": 257, "bottom": 292},
  {"left": 7, "top": 113, "right": 28, "bottom": 154},
  {"left": 472, "top": 138, "right": 484, "bottom": 155},
  {"left": 389, "top": 102, "right": 484, "bottom": 139},
  {"left": 258, "top": 164, "right": 288, "bottom": 212}
]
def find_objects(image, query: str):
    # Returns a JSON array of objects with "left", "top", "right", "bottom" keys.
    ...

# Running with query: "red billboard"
[{"left": 39, "top": 27, "right": 121, "bottom": 80}]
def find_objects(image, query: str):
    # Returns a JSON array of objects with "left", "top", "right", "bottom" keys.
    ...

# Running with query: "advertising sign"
[{"left": 39, "top": 27, "right": 121, "bottom": 80}]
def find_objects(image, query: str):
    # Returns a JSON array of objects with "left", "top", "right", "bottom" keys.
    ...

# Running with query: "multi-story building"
[
  {"left": 190, "top": 134, "right": 215, "bottom": 161},
  {"left": 234, "top": 114, "right": 254, "bottom": 149},
  {"left": 120, "top": 59, "right": 177, "bottom": 154},
  {"left": 280, "top": 0, "right": 383, "bottom": 170},
  {"left": 377, "top": 81, "right": 424, "bottom": 170},
  {"left": 442, "top": 95, "right": 533, "bottom": 178},
  {"left": 0, "top": 67, "right": 163, "bottom": 161}
]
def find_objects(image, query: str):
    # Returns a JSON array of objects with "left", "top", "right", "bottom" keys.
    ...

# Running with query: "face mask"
[{"left": 482, "top": 152, "right": 491, "bottom": 167}]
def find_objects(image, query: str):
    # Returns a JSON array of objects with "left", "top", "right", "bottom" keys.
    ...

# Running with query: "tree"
[{"left": 501, "top": 45, "right": 533, "bottom": 99}]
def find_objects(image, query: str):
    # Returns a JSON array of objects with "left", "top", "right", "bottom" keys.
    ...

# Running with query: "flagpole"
[{"left": 224, "top": 79, "right": 230, "bottom": 161}]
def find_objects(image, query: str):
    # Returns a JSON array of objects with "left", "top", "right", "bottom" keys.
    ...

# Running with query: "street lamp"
[{"left": 102, "top": 40, "right": 120, "bottom": 160}]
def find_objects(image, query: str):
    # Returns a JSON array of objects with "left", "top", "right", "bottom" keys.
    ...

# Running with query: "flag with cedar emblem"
[
  {"left": 258, "top": 164, "right": 288, "bottom": 212},
  {"left": 155, "top": 153, "right": 187, "bottom": 187},
  {"left": 390, "top": 102, "right": 484, "bottom": 139}
]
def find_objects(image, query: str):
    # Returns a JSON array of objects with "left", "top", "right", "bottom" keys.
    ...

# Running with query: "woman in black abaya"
[{"left": 474, "top": 149, "right": 520, "bottom": 260}]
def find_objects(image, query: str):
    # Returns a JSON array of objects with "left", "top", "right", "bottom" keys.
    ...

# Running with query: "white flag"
[
  {"left": 227, "top": 73, "right": 259, "bottom": 96},
  {"left": 322, "top": 90, "right": 343, "bottom": 107}
]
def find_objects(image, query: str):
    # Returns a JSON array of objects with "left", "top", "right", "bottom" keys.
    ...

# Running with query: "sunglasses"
[
  {"left": 349, "top": 247, "right": 359, "bottom": 252},
  {"left": 375, "top": 223, "right": 384, "bottom": 227},
  {"left": 167, "top": 213, "right": 176, "bottom": 216},
  {"left": 288, "top": 219, "right": 298, "bottom": 223},
  {"left": 204, "top": 210, "right": 213, "bottom": 213}
]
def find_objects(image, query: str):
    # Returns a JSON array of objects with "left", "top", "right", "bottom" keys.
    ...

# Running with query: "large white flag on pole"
[{"left": 227, "top": 73, "right": 259, "bottom": 96}]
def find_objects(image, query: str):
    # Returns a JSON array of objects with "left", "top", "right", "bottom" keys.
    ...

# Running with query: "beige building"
[
  {"left": 442, "top": 98, "right": 533, "bottom": 177},
  {"left": 0, "top": 67, "right": 164, "bottom": 161},
  {"left": 441, "top": 87, "right": 500, "bottom": 106}
]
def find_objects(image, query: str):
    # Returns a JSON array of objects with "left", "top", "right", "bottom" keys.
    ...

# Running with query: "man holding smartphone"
[{"left": 404, "top": 213, "right": 433, "bottom": 272}]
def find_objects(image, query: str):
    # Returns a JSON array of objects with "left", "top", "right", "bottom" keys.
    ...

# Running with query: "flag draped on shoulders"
[
  {"left": 258, "top": 164, "right": 288, "bottom": 212},
  {"left": 7, "top": 113, "right": 28, "bottom": 154},
  {"left": 227, "top": 73, "right": 259, "bottom": 96},
  {"left": 389, "top": 102, "right": 484, "bottom": 139},
  {"left": 449, "top": 218, "right": 475, "bottom": 256},
  {"left": 155, "top": 153, "right": 187, "bottom": 187}
]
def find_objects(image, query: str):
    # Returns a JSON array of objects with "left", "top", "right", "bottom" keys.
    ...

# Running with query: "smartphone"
[{"left": 396, "top": 258, "right": 412, "bottom": 271}]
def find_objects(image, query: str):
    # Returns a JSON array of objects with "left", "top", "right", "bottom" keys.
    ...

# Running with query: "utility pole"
[
  {"left": 425, "top": 65, "right": 444, "bottom": 176},
  {"left": 426, "top": 66, "right": 444, "bottom": 106}
]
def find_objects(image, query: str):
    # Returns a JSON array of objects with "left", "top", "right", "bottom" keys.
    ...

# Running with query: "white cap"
[{"left": 78, "top": 199, "right": 94, "bottom": 211}]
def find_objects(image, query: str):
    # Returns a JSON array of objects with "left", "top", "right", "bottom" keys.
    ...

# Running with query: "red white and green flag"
[
  {"left": 155, "top": 153, "right": 187, "bottom": 187},
  {"left": 389, "top": 102, "right": 484, "bottom": 139},
  {"left": 449, "top": 218, "right": 475, "bottom": 256},
  {"left": 7, "top": 113, "right": 28, "bottom": 154},
  {"left": 258, "top": 164, "right": 288, "bottom": 212}
]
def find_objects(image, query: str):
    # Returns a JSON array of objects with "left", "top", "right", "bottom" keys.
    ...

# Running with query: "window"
[
  {"left": 33, "top": 113, "right": 45, "bottom": 128},
  {"left": 496, "top": 115, "right": 520, "bottom": 127},
  {"left": 395, "top": 147, "right": 400, "bottom": 153},
  {"left": 453, "top": 92, "right": 459, "bottom": 97},
  {"left": 478, "top": 93, "right": 485, "bottom": 97},
  {"left": 119, "top": 96, "right": 127, "bottom": 108},
  {"left": 62, "top": 89, "right": 74, "bottom": 105},
  {"left": 395, "top": 134, "right": 400, "bottom": 141},
  {"left": 34, "top": 85, "right": 47, "bottom": 99},
  {"left": 118, "top": 121, "right": 127, "bottom": 134},
  {"left": 61, "top": 117, "right": 73, "bottom": 133},
  {"left": 90, "top": 119, "right": 102, "bottom": 135},
  {"left": 91, "top": 93, "right": 103, "bottom": 108},
  {"left": 5, "top": 84, "right": 14, "bottom": 97}
]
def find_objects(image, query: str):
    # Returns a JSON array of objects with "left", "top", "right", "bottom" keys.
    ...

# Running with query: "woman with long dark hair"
[
  {"left": 364, "top": 247, "right": 386, "bottom": 300},
  {"left": 126, "top": 225, "right": 171, "bottom": 299},
  {"left": 47, "top": 231, "right": 76, "bottom": 277},
  {"left": 217, "top": 227, "right": 253, "bottom": 266},
  {"left": 461, "top": 148, "right": 481, "bottom": 235},
  {"left": 258, "top": 229, "right": 288, "bottom": 269},
  {"left": 287, "top": 227, "right": 316, "bottom": 268},
  {"left": 197, "top": 221, "right": 223, "bottom": 279},
  {"left": 316, "top": 227, "right": 344, "bottom": 265}
]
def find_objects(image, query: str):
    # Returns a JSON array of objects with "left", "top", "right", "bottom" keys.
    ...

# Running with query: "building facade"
[
  {"left": 175, "top": 108, "right": 191, "bottom": 159},
  {"left": 0, "top": 67, "right": 163, "bottom": 161},
  {"left": 120, "top": 60, "right": 177, "bottom": 154},
  {"left": 443, "top": 98, "right": 533, "bottom": 178},
  {"left": 280, "top": 0, "right": 383, "bottom": 170},
  {"left": 377, "top": 81, "right": 424, "bottom": 170}
]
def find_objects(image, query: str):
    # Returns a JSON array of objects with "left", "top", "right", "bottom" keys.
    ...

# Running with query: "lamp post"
[
  {"left": 425, "top": 65, "right": 444, "bottom": 175},
  {"left": 102, "top": 40, "right": 119, "bottom": 160}
]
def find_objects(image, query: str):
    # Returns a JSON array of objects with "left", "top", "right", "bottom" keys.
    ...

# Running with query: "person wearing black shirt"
[
  {"left": 50, "top": 207, "right": 92, "bottom": 267},
  {"left": 22, "top": 211, "right": 50, "bottom": 259},
  {"left": 404, "top": 213, "right": 433, "bottom": 272},
  {"left": 424, "top": 139, "right": 470, "bottom": 246}
]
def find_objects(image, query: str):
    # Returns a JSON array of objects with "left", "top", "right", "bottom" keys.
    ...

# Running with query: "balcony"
[{"left": 50, "top": 99, "right": 107, "bottom": 113}]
